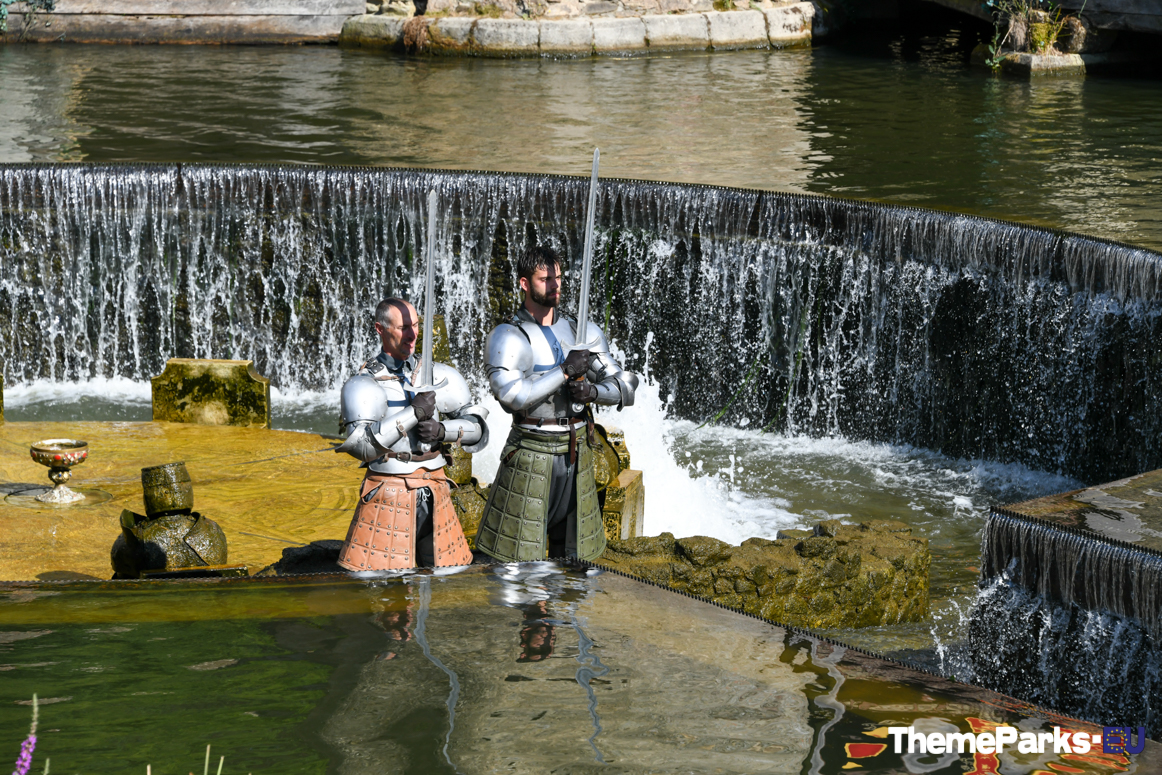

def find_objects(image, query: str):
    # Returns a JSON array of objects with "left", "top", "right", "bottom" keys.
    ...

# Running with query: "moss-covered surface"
[
  {"left": 597, "top": 519, "right": 929, "bottom": 630},
  {"left": 151, "top": 359, "right": 271, "bottom": 429}
]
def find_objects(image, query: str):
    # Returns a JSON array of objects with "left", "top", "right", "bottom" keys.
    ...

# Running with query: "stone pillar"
[
  {"left": 151, "top": 359, "right": 271, "bottom": 428},
  {"left": 593, "top": 425, "right": 645, "bottom": 542}
]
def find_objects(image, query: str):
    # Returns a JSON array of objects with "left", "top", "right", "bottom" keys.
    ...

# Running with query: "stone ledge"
[
  {"left": 340, "top": 3, "right": 812, "bottom": 56},
  {"left": 597, "top": 518, "right": 930, "bottom": 630}
]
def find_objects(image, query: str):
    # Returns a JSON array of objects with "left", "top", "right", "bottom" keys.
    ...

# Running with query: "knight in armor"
[
  {"left": 475, "top": 245, "right": 639, "bottom": 562},
  {"left": 335, "top": 297, "right": 489, "bottom": 571}
]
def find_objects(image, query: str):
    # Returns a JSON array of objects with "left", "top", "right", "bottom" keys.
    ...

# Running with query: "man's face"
[
  {"left": 520, "top": 262, "right": 561, "bottom": 308},
  {"left": 375, "top": 301, "right": 419, "bottom": 361}
]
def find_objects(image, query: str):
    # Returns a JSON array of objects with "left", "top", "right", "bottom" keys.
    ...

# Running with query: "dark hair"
[
  {"left": 375, "top": 297, "right": 411, "bottom": 327},
  {"left": 516, "top": 244, "right": 561, "bottom": 282}
]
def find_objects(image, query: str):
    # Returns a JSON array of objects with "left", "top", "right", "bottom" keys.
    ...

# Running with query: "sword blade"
[
  {"left": 421, "top": 189, "right": 437, "bottom": 388},
  {"left": 575, "top": 148, "right": 599, "bottom": 347}
]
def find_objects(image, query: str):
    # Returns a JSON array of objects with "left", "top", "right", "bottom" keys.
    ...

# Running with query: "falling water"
[
  {"left": 952, "top": 510, "right": 1162, "bottom": 735},
  {"left": 2, "top": 163, "right": 1161, "bottom": 483}
]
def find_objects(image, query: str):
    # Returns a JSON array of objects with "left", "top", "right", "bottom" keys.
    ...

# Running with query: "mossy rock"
[
  {"left": 151, "top": 359, "right": 270, "bottom": 428},
  {"left": 599, "top": 520, "right": 930, "bottom": 630}
]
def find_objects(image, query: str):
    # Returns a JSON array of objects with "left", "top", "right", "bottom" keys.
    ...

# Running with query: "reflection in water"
[
  {"left": 415, "top": 577, "right": 463, "bottom": 773},
  {"left": 4, "top": 20, "right": 1162, "bottom": 248},
  {"left": 806, "top": 641, "right": 846, "bottom": 775},
  {"left": 0, "top": 569, "right": 1153, "bottom": 772},
  {"left": 571, "top": 616, "right": 609, "bottom": 763}
]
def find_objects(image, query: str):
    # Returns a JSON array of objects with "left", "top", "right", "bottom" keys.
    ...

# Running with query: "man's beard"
[{"left": 530, "top": 286, "right": 558, "bottom": 308}]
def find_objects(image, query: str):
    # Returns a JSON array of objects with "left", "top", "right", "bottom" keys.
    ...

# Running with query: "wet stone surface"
[{"left": 598, "top": 519, "right": 930, "bottom": 629}]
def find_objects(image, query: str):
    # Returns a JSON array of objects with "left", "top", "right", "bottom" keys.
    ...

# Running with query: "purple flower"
[
  {"left": 12, "top": 734, "right": 36, "bottom": 775},
  {"left": 12, "top": 694, "right": 38, "bottom": 775}
]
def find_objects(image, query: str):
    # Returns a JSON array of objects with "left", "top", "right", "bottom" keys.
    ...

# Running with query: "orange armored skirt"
[{"left": 338, "top": 469, "right": 472, "bottom": 571}]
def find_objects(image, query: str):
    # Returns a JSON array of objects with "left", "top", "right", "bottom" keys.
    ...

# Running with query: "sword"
[
  {"left": 571, "top": 148, "right": 602, "bottom": 353},
  {"left": 409, "top": 189, "right": 448, "bottom": 396},
  {"left": 568, "top": 149, "right": 603, "bottom": 412}
]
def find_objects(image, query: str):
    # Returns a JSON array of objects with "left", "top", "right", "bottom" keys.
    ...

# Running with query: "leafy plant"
[
  {"left": 981, "top": 0, "right": 1083, "bottom": 69},
  {"left": 0, "top": 0, "right": 56, "bottom": 36}
]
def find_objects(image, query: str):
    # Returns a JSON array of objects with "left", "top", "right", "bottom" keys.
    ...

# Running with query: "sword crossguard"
[{"left": 404, "top": 378, "right": 448, "bottom": 394}]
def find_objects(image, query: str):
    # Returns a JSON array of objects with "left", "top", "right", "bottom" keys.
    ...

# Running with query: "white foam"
[{"left": 3, "top": 377, "right": 151, "bottom": 406}]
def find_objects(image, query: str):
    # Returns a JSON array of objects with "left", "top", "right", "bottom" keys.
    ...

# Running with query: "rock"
[
  {"left": 429, "top": 17, "right": 475, "bottom": 53},
  {"left": 451, "top": 478, "right": 489, "bottom": 548},
  {"left": 340, "top": 14, "right": 406, "bottom": 47},
  {"left": 111, "top": 511, "right": 228, "bottom": 579},
  {"left": 539, "top": 17, "right": 593, "bottom": 54},
  {"left": 642, "top": 12, "right": 708, "bottom": 50},
  {"left": 707, "top": 9, "right": 767, "bottom": 49},
  {"left": 473, "top": 18, "right": 540, "bottom": 55},
  {"left": 258, "top": 540, "right": 345, "bottom": 575},
  {"left": 1058, "top": 14, "right": 1116, "bottom": 54},
  {"left": 592, "top": 16, "right": 647, "bottom": 52},
  {"left": 599, "top": 520, "right": 930, "bottom": 630},
  {"left": 583, "top": 0, "right": 618, "bottom": 14},
  {"left": 366, "top": 2, "right": 379, "bottom": 12},
  {"left": 151, "top": 358, "right": 270, "bottom": 429},
  {"left": 379, "top": 0, "right": 416, "bottom": 16}
]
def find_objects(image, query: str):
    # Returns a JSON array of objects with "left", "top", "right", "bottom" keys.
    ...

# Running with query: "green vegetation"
[
  {"left": 983, "top": 0, "right": 1079, "bottom": 70},
  {"left": 0, "top": 0, "right": 54, "bottom": 36}
]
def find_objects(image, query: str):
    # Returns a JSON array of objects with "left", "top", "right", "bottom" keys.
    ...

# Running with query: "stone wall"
[
  {"left": 342, "top": 2, "right": 813, "bottom": 55},
  {"left": 597, "top": 519, "right": 930, "bottom": 630}
]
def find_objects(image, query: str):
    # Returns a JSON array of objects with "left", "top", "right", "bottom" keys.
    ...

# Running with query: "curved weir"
[
  {"left": 4, "top": 162, "right": 1162, "bottom": 748},
  {"left": 2, "top": 164, "right": 1161, "bottom": 482}
]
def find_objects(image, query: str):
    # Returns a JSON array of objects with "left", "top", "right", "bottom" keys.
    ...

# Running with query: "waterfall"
[
  {"left": 2, "top": 163, "right": 1161, "bottom": 481},
  {"left": 953, "top": 509, "right": 1162, "bottom": 735}
]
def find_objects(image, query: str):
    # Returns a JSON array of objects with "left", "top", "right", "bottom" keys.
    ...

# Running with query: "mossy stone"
[
  {"left": 151, "top": 358, "right": 271, "bottom": 428},
  {"left": 600, "top": 520, "right": 930, "bottom": 630},
  {"left": 111, "top": 509, "right": 227, "bottom": 579},
  {"left": 141, "top": 462, "right": 194, "bottom": 515}
]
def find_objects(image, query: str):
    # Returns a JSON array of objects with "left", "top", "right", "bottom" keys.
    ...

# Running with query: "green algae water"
[{"left": 2, "top": 566, "right": 1153, "bottom": 773}]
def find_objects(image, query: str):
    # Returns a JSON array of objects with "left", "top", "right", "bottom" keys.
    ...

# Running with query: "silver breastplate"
[
  {"left": 370, "top": 372, "right": 447, "bottom": 475},
  {"left": 519, "top": 317, "right": 580, "bottom": 423}
]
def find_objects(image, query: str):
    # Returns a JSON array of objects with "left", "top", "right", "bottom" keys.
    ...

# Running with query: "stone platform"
[
  {"left": 982, "top": 467, "right": 1162, "bottom": 637},
  {"left": 341, "top": 4, "right": 812, "bottom": 57},
  {"left": 1009, "top": 468, "right": 1162, "bottom": 549},
  {"left": 0, "top": 421, "right": 362, "bottom": 581}
]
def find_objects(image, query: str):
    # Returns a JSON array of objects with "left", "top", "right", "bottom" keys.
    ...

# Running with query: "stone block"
[
  {"left": 765, "top": 1, "right": 812, "bottom": 46},
  {"left": 599, "top": 520, "right": 930, "bottom": 629},
  {"left": 642, "top": 12, "right": 708, "bottom": 50},
  {"left": 473, "top": 18, "right": 540, "bottom": 56},
  {"left": 592, "top": 16, "right": 647, "bottom": 52},
  {"left": 428, "top": 17, "right": 475, "bottom": 54},
  {"left": 707, "top": 9, "right": 767, "bottom": 49},
  {"left": 339, "top": 13, "right": 405, "bottom": 47},
  {"left": 539, "top": 18, "right": 593, "bottom": 55},
  {"left": 603, "top": 468, "right": 644, "bottom": 541},
  {"left": 1002, "top": 51, "right": 1087, "bottom": 76},
  {"left": 151, "top": 358, "right": 271, "bottom": 429}
]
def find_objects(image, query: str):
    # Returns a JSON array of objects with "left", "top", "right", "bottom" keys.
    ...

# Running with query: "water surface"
[{"left": 3, "top": 12, "right": 1162, "bottom": 247}]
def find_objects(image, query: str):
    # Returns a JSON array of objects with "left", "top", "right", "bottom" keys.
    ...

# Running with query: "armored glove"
[
  {"left": 567, "top": 378, "right": 598, "bottom": 404},
  {"left": 561, "top": 349, "right": 590, "bottom": 378},
  {"left": 417, "top": 419, "right": 446, "bottom": 443},
  {"left": 411, "top": 390, "right": 437, "bottom": 422}
]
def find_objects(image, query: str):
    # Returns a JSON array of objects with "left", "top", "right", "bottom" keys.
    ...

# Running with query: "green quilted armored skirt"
[{"left": 474, "top": 425, "right": 605, "bottom": 562}]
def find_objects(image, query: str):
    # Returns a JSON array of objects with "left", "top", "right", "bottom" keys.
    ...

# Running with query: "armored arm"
[
  {"left": 334, "top": 373, "right": 422, "bottom": 462},
  {"left": 432, "top": 364, "right": 490, "bottom": 453},
  {"left": 485, "top": 324, "right": 568, "bottom": 413},
  {"left": 585, "top": 325, "right": 639, "bottom": 409}
]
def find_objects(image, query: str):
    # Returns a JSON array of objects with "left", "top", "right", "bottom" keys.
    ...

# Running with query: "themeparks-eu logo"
[{"left": 888, "top": 725, "right": 1146, "bottom": 755}]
